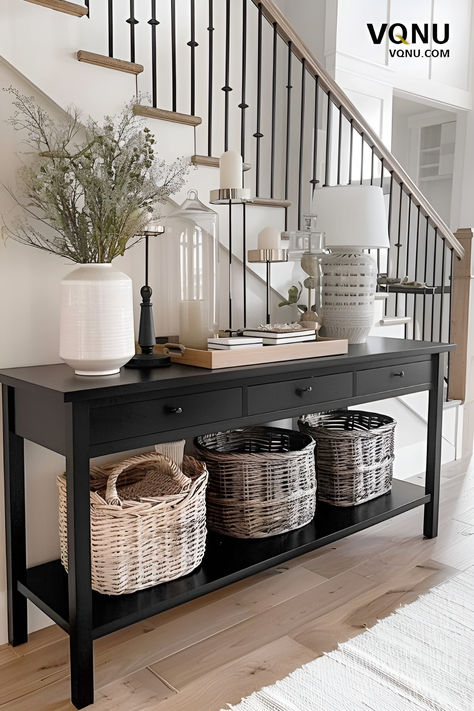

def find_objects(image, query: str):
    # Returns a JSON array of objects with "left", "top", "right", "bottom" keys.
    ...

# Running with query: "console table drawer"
[
  {"left": 356, "top": 360, "right": 432, "bottom": 397},
  {"left": 247, "top": 372, "right": 353, "bottom": 416},
  {"left": 90, "top": 388, "right": 242, "bottom": 443}
]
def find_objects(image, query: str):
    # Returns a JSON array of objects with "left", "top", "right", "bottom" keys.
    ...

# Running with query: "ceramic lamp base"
[{"left": 321, "top": 250, "right": 377, "bottom": 345}]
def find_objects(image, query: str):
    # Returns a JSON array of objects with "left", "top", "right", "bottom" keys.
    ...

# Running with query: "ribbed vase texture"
[
  {"left": 321, "top": 251, "right": 377, "bottom": 344},
  {"left": 59, "top": 263, "right": 135, "bottom": 376}
]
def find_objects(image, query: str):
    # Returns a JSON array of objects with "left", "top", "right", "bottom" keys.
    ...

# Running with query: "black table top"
[{"left": 0, "top": 337, "right": 454, "bottom": 402}]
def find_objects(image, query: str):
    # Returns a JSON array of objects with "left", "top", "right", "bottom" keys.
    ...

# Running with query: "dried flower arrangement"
[{"left": 2, "top": 88, "right": 189, "bottom": 263}]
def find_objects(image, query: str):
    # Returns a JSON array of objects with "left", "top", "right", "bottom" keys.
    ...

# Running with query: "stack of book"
[
  {"left": 208, "top": 337, "right": 263, "bottom": 350},
  {"left": 241, "top": 327, "right": 316, "bottom": 345}
]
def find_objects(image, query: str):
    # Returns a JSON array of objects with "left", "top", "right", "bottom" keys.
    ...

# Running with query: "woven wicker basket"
[
  {"left": 57, "top": 451, "right": 208, "bottom": 595},
  {"left": 194, "top": 426, "right": 316, "bottom": 539},
  {"left": 298, "top": 410, "right": 395, "bottom": 507}
]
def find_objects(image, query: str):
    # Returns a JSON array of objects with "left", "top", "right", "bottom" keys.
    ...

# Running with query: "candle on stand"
[
  {"left": 179, "top": 299, "right": 211, "bottom": 349},
  {"left": 258, "top": 226, "right": 281, "bottom": 251},
  {"left": 219, "top": 150, "right": 243, "bottom": 189}
]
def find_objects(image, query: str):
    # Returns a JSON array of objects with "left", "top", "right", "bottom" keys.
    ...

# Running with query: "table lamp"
[{"left": 314, "top": 185, "right": 389, "bottom": 344}]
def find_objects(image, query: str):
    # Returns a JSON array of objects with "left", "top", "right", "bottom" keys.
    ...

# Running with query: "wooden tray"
[{"left": 167, "top": 338, "right": 348, "bottom": 369}]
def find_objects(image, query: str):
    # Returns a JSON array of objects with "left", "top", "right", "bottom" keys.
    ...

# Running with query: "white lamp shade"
[{"left": 313, "top": 185, "right": 389, "bottom": 249}]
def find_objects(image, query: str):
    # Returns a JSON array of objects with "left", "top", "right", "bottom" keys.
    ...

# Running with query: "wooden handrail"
[{"left": 252, "top": 0, "right": 464, "bottom": 260}]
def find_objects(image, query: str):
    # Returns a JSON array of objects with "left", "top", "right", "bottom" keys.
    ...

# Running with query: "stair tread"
[
  {"left": 191, "top": 155, "right": 251, "bottom": 172},
  {"left": 77, "top": 50, "right": 144, "bottom": 75},
  {"left": 25, "top": 0, "right": 88, "bottom": 16},
  {"left": 134, "top": 105, "right": 202, "bottom": 127}
]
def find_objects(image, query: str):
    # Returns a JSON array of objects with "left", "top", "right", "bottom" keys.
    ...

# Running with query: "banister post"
[{"left": 448, "top": 228, "right": 474, "bottom": 408}]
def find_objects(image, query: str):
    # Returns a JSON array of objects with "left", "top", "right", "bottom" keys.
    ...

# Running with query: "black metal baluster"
[
  {"left": 84, "top": 0, "right": 89, "bottom": 17},
  {"left": 348, "top": 119, "right": 353, "bottom": 184},
  {"left": 148, "top": 0, "right": 159, "bottom": 108},
  {"left": 430, "top": 227, "right": 438, "bottom": 341},
  {"left": 284, "top": 42, "right": 293, "bottom": 229},
  {"left": 228, "top": 201, "right": 233, "bottom": 329},
  {"left": 297, "top": 58, "right": 306, "bottom": 229},
  {"left": 188, "top": 0, "right": 198, "bottom": 116},
  {"left": 422, "top": 217, "right": 429, "bottom": 340},
  {"left": 310, "top": 75, "right": 319, "bottom": 197},
  {"left": 394, "top": 182, "right": 403, "bottom": 315},
  {"left": 254, "top": 2, "right": 263, "bottom": 196},
  {"left": 404, "top": 195, "right": 411, "bottom": 338},
  {"left": 370, "top": 149, "right": 374, "bottom": 185},
  {"left": 324, "top": 91, "right": 332, "bottom": 186},
  {"left": 413, "top": 205, "right": 421, "bottom": 339},
  {"left": 127, "top": 0, "right": 138, "bottom": 64},
  {"left": 376, "top": 156, "right": 384, "bottom": 275},
  {"left": 385, "top": 172, "right": 394, "bottom": 316},
  {"left": 207, "top": 0, "right": 214, "bottom": 157},
  {"left": 336, "top": 106, "right": 342, "bottom": 185},
  {"left": 270, "top": 22, "right": 277, "bottom": 198},
  {"left": 170, "top": 0, "right": 177, "bottom": 111},
  {"left": 239, "top": 0, "right": 248, "bottom": 162},
  {"left": 243, "top": 204, "right": 247, "bottom": 327},
  {"left": 439, "top": 240, "right": 446, "bottom": 342},
  {"left": 360, "top": 133, "right": 364, "bottom": 184},
  {"left": 223, "top": 0, "right": 232, "bottom": 152},
  {"left": 107, "top": 0, "right": 113, "bottom": 57}
]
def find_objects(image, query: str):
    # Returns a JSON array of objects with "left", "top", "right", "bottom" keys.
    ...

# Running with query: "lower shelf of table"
[{"left": 19, "top": 479, "right": 429, "bottom": 640}]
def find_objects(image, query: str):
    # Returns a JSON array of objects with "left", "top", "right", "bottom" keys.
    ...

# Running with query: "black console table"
[{"left": 0, "top": 337, "right": 453, "bottom": 708}]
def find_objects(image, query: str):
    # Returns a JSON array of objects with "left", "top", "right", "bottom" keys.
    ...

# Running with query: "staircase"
[{"left": 1, "top": 0, "right": 471, "bottom": 407}]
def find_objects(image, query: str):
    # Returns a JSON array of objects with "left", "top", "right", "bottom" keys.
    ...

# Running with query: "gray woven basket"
[
  {"left": 298, "top": 410, "right": 395, "bottom": 507},
  {"left": 194, "top": 426, "right": 316, "bottom": 539}
]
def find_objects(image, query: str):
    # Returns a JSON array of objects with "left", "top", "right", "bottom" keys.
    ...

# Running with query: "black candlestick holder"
[{"left": 126, "top": 227, "right": 171, "bottom": 369}]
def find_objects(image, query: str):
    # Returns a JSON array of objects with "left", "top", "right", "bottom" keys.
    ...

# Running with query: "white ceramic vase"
[{"left": 59, "top": 263, "right": 135, "bottom": 376}]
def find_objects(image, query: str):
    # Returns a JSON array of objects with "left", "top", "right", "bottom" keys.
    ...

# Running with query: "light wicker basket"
[
  {"left": 57, "top": 451, "right": 208, "bottom": 595},
  {"left": 298, "top": 410, "right": 395, "bottom": 507},
  {"left": 194, "top": 426, "right": 316, "bottom": 539}
]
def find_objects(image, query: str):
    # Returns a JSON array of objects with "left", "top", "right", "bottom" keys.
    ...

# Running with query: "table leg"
[
  {"left": 2, "top": 385, "right": 28, "bottom": 646},
  {"left": 66, "top": 403, "right": 94, "bottom": 709},
  {"left": 424, "top": 352, "right": 445, "bottom": 539}
]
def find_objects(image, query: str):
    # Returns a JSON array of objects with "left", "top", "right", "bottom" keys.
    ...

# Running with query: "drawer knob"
[
  {"left": 296, "top": 386, "right": 313, "bottom": 395},
  {"left": 167, "top": 406, "right": 183, "bottom": 414},
  {"left": 392, "top": 370, "right": 405, "bottom": 378}
]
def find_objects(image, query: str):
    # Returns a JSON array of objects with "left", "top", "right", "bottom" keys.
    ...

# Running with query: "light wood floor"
[{"left": 0, "top": 455, "right": 473, "bottom": 711}]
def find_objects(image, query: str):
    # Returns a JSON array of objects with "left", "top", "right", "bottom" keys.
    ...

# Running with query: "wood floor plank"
[
  {"left": 0, "top": 640, "right": 69, "bottom": 706},
  {"left": 0, "top": 645, "right": 17, "bottom": 667},
  {"left": 11, "top": 624, "right": 67, "bottom": 657},
  {"left": 220, "top": 565, "right": 327, "bottom": 614},
  {"left": 150, "top": 636, "right": 315, "bottom": 711},
  {"left": 92, "top": 669, "right": 175, "bottom": 711},
  {"left": 293, "top": 560, "right": 457, "bottom": 655},
  {"left": 149, "top": 570, "right": 377, "bottom": 690}
]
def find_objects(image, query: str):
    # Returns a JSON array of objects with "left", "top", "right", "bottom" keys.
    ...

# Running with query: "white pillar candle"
[
  {"left": 179, "top": 299, "right": 210, "bottom": 349},
  {"left": 258, "top": 226, "right": 281, "bottom": 250},
  {"left": 219, "top": 150, "right": 243, "bottom": 189}
]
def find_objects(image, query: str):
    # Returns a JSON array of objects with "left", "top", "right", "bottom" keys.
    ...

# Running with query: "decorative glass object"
[
  {"left": 165, "top": 190, "right": 219, "bottom": 349},
  {"left": 282, "top": 214, "right": 326, "bottom": 330}
]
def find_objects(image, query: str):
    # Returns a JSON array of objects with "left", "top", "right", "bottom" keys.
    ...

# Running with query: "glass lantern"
[
  {"left": 163, "top": 190, "right": 219, "bottom": 349},
  {"left": 282, "top": 215, "right": 326, "bottom": 327}
]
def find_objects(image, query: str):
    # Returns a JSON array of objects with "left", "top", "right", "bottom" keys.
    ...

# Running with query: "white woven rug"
[{"left": 225, "top": 567, "right": 474, "bottom": 711}]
